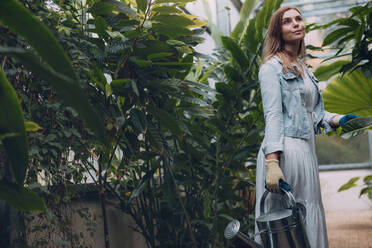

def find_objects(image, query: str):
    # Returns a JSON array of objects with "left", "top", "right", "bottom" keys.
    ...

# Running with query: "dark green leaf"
[
  {"left": 322, "top": 27, "right": 354, "bottom": 46},
  {"left": 0, "top": 181, "right": 46, "bottom": 212},
  {"left": 136, "top": 0, "right": 147, "bottom": 13},
  {"left": 103, "top": 0, "right": 137, "bottom": 16},
  {"left": 130, "top": 108, "right": 148, "bottom": 132},
  {"left": 363, "top": 175, "right": 372, "bottom": 183},
  {"left": 0, "top": 69, "right": 27, "bottom": 184},
  {"left": 147, "top": 52, "right": 173, "bottom": 60},
  {"left": 359, "top": 187, "right": 372, "bottom": 197},
  {"left": 89, "top": 2, "right": 115, "bottom": 15},
  {"left": 244, "top": 17, "right": 259, "bottom": 54},
  {"left": 147, "top": 105, "right": 182, "bottom": 137},
  {"left": 314, "top": 60, "right": 349, "bottom": 81},
  {"left": 152, "top": 6, "right": 181, "bottom": 14},
  {"left": 152, "top": 15, "right": 194, "bottom": 26},
  {"left": 90, "top": 64, "right": 107, "bottom": 90},
  {"left": 95, "top": 16, "right": 108, "bottom": 40},
  {"left": 110, "top": 79, "right": 132, "bottom": 96},
  {"left": 221, "top": 36, "right": 249, "bottom": 69}
]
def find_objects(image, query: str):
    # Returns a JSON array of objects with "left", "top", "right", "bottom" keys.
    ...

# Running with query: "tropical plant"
[
  {"left": 311, "top": 1, "right": 372, "bottom": 202},
  {"left": 312, "top": 1, "right": 372, "bottom": 79},
  {"left": 0, "top": 0, "right": 284, "bottom": 247}
]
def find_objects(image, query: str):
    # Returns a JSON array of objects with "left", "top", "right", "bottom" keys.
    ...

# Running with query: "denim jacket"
[{"left": 259, "top": 55, "right": 338, "bottom": 155}]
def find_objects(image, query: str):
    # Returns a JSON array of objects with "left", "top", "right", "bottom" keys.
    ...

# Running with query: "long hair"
[{"left": 262, "top": 6, "right": 306, "bottom": 76}]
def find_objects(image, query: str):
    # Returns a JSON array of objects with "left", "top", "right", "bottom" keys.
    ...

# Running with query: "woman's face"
[{"left": 281, "top": 9, "right": 305, "bottom": 43}]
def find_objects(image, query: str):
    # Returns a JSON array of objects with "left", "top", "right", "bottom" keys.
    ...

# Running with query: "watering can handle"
[
  {"left": 260, "top": 180, "right": 296, "bottom": 216},
  {"left": 264, "top": 178, "right": 291, "bottom": 193},
  {"left": 279, "top": 178, "right": 291, "bottom": 192}
]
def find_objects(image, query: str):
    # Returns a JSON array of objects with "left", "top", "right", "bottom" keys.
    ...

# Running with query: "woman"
[{"left": 254, "top": 6, "right": 358, "bottom": 247}]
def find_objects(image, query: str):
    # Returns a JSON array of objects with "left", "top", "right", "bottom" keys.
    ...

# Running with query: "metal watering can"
[{"left": 224, "top": 180, "right": 310, "bottom": 248}]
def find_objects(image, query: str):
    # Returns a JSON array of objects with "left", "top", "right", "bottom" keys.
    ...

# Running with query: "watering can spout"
[{"left": 224, "top": 220, "right": 264, "bottom": 248}]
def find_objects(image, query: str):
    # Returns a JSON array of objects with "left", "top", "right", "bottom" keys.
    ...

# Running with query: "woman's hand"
[{"left": 265, "top": 159, "right": 286, "bottom": 193}]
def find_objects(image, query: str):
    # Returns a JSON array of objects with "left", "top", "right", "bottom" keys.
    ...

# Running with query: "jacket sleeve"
[
  {"left": 321, "top": 110, "right": 341, "bottom": 134},
  {"left": 259, "top": 63, "right": 284, "bottom": 156}
]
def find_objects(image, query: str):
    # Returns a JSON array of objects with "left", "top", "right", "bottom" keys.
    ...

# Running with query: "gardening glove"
[
  {"left": 339, "top": 114, "right": 361, "bottom": 127},
  {"left": 265, "top": 159, "right": 286, "bottom": 194},
  {"left": 331, "top": 114, "right": 361, "bottom": 127}
]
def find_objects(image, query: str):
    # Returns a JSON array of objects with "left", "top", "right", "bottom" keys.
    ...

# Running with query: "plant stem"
[{"left": 98, "top": 156, "right": 110, "bottom": 248}]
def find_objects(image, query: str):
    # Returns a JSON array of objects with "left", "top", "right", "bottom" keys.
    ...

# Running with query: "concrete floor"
[{"left": 319, "top": 169, "right": 372, "bottom": 248}]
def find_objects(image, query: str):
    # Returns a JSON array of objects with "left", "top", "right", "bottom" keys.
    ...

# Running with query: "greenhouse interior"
[{"left": 0, "top": 0, "right": 371, "bottom": 247}]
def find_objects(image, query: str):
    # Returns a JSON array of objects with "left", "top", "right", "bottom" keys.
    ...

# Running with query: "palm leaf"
[{"left": 323, "top": 69, "right": 372, "bottom": 116}]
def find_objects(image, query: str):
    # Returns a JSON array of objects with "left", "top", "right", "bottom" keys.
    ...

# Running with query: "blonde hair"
[{"left": 262, "top": 6, "right": 306, "bottom": 76}]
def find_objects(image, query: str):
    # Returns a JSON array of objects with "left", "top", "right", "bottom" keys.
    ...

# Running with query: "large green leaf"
[
  {"left": 221, "top": 36, "right": 249, "bottom": 69},
  {"left": 153, "top": 25, "right": 192, "bottom": 38},
  {"left": 152, "top": 6, "right": 181, "bottom": 14},
  {"left": 231, "top": 0, "right": 257, "bottom": 39},
  {"left": 0, "top": 69, "right": 28, "bottom": 184},
  {"left": 89, "top": 2, "right": 115, "bottom": 16},
  {"left": 94, "top": 16, "right": 109, "bottom": 41},
  {"left": 323, "top": 69, "right": 372, "bottom": 116},
  {"left": 322, "top": 27, "right": 355, "bottom": 46},
  {"left": 0, "top": 47, "right": 108, "bottom": 144},
  {"left": 101, "top": 0, "right": 137, "bottom": 16},
  {"left": 147, "top": 105, "right": 182, "bottom": 137},
  {"left": 0, "top": 181, "right": 46, "bottom": 212},
  {"left": 314, "top": 60, "right": 350, "bottom": 81},
  {"left": 152, "top": 15, "right": 195, "bottom": 26},
  {"left": 130, "top": 108, "right": 148, "bottom": 132},
  {"left": 136, "top": 0, "right": 148, "bottom": 13},
  {"left": 243, "top": 17, "right": 259, "bottom": 54}
]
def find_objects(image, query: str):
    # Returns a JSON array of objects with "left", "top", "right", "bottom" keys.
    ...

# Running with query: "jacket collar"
[
  {"left": 272, "top": 55, "right": 320, "bottom": 90},
  {"left": 272, "top": 54, "right": 305, "bottom": 67}
]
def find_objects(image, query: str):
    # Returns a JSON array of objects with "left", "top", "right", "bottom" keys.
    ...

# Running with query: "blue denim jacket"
[{"left": 259, "top": 55, "right": 338, "bottom": 155}]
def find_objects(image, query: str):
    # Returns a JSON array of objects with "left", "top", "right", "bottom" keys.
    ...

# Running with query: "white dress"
[{"left": 254, "top": 64, "right": 329, "bottom": 248}]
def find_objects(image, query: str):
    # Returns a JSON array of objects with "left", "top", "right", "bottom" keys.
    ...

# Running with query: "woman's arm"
[
  {"left": 259, "top": 63, "right": 284, "bottom": 156},
  {"left": 321, "top": 110, "right": 344, "bottom": 133}
]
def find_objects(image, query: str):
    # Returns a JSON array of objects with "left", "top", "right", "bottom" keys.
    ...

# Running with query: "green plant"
[
  {"left": 0, "top": 0, "right": 283, "bottom": 247},
  {"left": 310, "top": 2, "right": 372, "bottom": 202},
  {"left": 311, "top": 1, "right": 372, "bottom": 78},
  {"left": 338, "top": 175, "right": 372, "bottom": 201}
]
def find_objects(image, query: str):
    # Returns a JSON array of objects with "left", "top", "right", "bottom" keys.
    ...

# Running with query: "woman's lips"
[{"left": 293, "top": 30, "right": 303, "bottom": 34}]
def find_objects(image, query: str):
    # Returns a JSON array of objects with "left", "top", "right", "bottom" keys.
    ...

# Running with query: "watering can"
[{"left": 224, "top": 180, "right": 310, "bottom": 248}]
